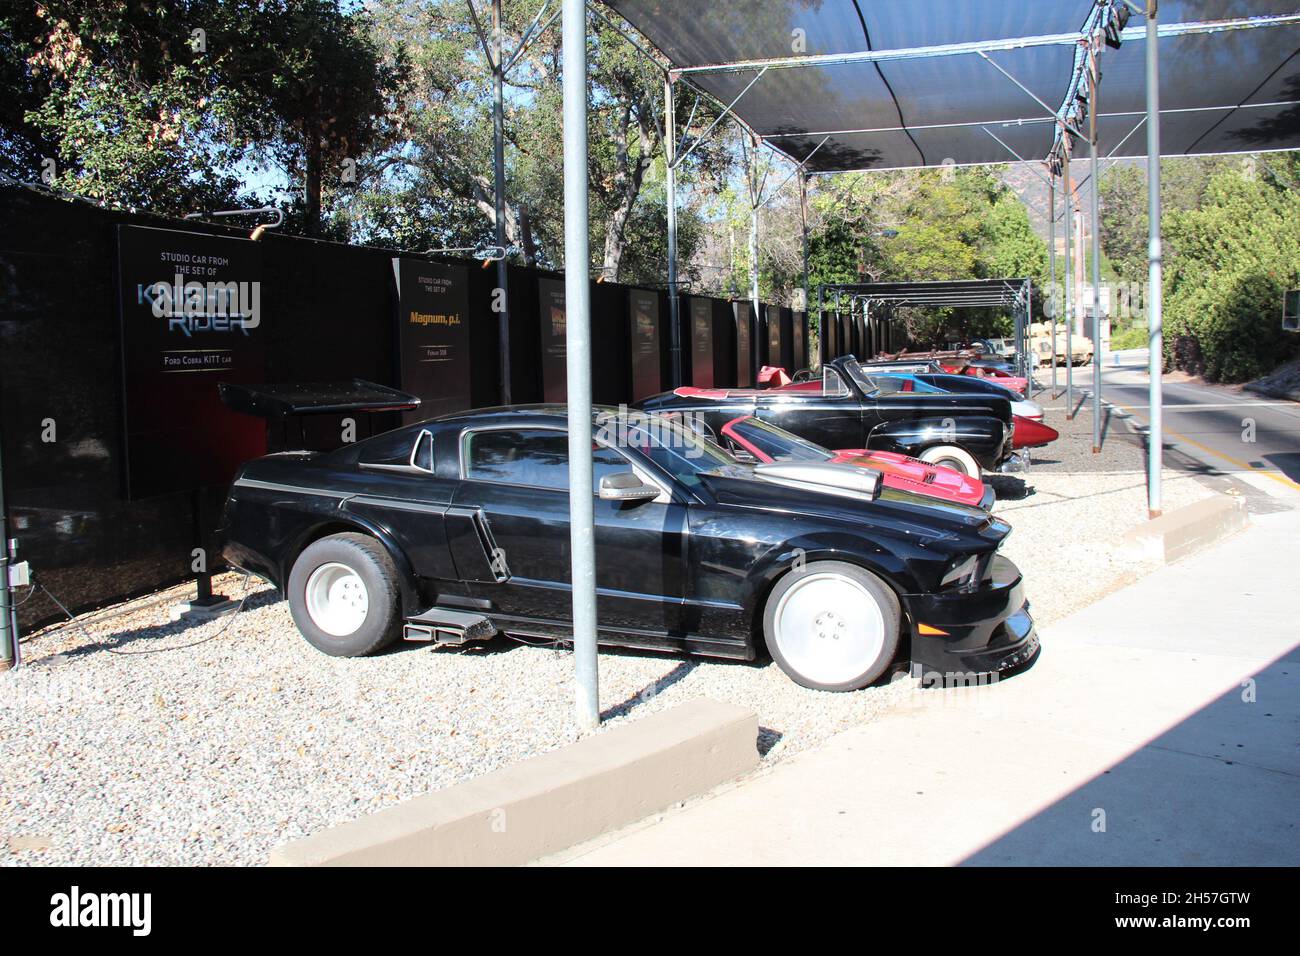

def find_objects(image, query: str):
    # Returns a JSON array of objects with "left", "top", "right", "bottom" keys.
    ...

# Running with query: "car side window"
[
  {"left": 463, "top": 428, "right": 630, "bottom": 491},
  {"left": 823, "top": 367, "right": 850, "bottom": 398},
  {"left": 411, "top": 430, "right": 434, "bottom": 473}
]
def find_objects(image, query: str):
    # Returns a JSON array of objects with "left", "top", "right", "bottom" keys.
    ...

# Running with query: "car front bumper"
[
  {"left": 997, "top": 450, "right": 1030, "bottom": 473},
  {"left": 903, "top": 554, "right": 1039, "bottom": 678}
]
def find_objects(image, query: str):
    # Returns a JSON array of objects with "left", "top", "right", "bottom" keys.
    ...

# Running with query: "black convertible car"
[
  {"left": 220, "top": 406, "right": 1037, "bottom": 691},
  {"left": 640, "top": 356, "right": 1022, "bottom": 478}
]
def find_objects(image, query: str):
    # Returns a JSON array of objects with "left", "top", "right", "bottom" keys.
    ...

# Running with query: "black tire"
[
  {"left": 287, "top": 532, "right": 402, "bottom": 657},
  {"left": 762, "top": 560, "right": 902, "bottom": 692}
]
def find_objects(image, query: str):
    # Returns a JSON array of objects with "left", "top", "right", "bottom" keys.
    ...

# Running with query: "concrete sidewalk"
[{"left": 552, "top": 505, "right": 1300, "bottom": 867}]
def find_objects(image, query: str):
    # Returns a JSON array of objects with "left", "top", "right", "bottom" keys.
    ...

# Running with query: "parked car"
[
  {"left": 220, "top": 406, "right": 1038, "bottom": 691},
  {"left": 867, "top": 372, "right": 1058, "bottom": 452},
  {"left": 973, "top": 337, "right": 1017, "bottom": 360},
  {"left": 641, "top": 356, "right": 1024, "bottom": 478},
  {"left": 869, "top": 371, "right": 1043, "bottom": 419},
  {"left": 859, "top": 357, "right": 1029, "bottom": 396},
  {"left": 703, "top": 414, "right": 994, "bottom": 509}
]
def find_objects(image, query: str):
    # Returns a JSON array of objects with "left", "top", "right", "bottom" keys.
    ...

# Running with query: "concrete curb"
[
  {"left": 269, "top": 697, "right": 759, "bottom": 867},
  {"left": 1243, "top": 381, "right": 1300, "bottom": 403},
  {"left": 1120, "top": 495, "right": 1248, "bottom": 564}
]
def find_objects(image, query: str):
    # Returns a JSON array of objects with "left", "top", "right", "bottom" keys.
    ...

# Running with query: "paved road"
[
  {"left": 557, "top": 506, "right": 1300, "bottom": 867},
  {"left": 1050, "top": 349, "right": 1300, "bottom": 491}
]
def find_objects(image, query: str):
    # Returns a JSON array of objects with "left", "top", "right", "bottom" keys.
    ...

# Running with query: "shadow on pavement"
[{"left": 959, "top": 645, "right": 1300, "bottom": 866}]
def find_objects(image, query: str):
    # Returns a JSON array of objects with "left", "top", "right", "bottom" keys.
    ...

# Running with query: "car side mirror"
[{"left": 598, "top": 472, "right": 660, "bottom": 503}]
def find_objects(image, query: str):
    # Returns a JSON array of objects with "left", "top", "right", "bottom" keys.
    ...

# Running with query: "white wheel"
[
  {"left": 763, "top": 561, "right": 901, "bottom": 691},
  {"left": 304, "top": 561, "right": 370, "bottom": 637},
  {"left": 919, "top": 444, "right": 981, "bottom": 478}
]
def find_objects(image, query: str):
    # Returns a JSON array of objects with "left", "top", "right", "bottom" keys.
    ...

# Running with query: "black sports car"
[
  {"left": 639, "top": 356, "right": 1020, "bottom": 478},
  {"left": 220, "top": 405, "right": 1037, "bottom": 691}
]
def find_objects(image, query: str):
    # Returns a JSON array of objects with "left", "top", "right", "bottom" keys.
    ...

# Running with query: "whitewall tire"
[{"left": 919, "top": 444, "right": 982, "bottom": 479}]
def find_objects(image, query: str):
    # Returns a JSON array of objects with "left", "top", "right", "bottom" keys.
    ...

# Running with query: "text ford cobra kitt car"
[
  {"left": 640, "top": 356, "right": 1023, "bottom": 478},
  {"left": 220, "top": 406, "right": 1038, "bottom": 691}
]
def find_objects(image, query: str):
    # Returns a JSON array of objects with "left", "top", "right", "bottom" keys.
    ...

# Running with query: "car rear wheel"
[
  {"left": 919, "top": 444, "right": 981, "bottom": 478},
  {"left": 763, "top": 561, "right": 901, "bottom": 691},
  {"left": 288, "top": 532, "right": 401, "bottom": 657}
]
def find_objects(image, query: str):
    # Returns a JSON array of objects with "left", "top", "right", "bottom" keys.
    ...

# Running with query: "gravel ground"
[
  {"left": 989, "top": 397, "right": 1216, "bottom": 624},
  {"left": 1, "top": 574, "right": 918, "bottom": 866},
  {"left": 0, "top": 388, "right": 1221, "bottom": 866}
]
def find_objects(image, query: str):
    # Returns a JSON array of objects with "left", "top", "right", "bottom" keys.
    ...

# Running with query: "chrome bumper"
[{"left": 997, "top": 451, "right": 1031, "bottom": 474}]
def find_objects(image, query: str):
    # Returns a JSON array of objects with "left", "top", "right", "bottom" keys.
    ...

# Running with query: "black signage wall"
[
  {"left": 768, "top": 306, "right": 782, "bottom": 369},
  {"left": 689, "top": 297, "right": 714, "bottom": 387},
  {"left": 628, "top": 288, "right": 661, "bottom": 401},
  {"left": 392, "top": 258, "right": 471, "bottom": 424},
  {"left": 116, "top": 225, "right": 266, "bottom": 499},
  {"left": 735, "top": 301, "right": 752, "bottom": 387},
  {"left": 538, "top": 277, "right": 568, "bottom": 402}
]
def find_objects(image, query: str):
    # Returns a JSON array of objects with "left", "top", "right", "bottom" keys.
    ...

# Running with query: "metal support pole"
[
  {"left": 799, "top": 168, "right": 810, "bottom": 339},
  {"left": 834, "top": 288, "right": 841, "bottom": 358},
  {"left": 492, "top": 0, "right": 512, "bottom": 405},
  {"left": 1146, "top": 3, "right": 1164, "bottom": 516},
  {"left": 748, "top": 147, "right": 761, "bottom": 380},
  {"left": 1049, "top": 176, "right": 1058, "bottom": 395},
  {"left": 1063, "top": 153, "right": 1075, "bottom": 417},
  {"left": 1089, "top": 51, "right": 1104, "bottom": 453},
  {"left": 1025, "top": 279, "right": 1034, "bottom": 386},
  {"left": 562, "top": 0, "right": 598, "bottom": 729},
  {"left": 1013, "top": 289, "right": 1024, "bottom": 377},
  {"left": 664, "top": 74, "right": 682, "bottom": 387},
  {"left": 816, "top": 283, "right": 824, "bottom": 368},
  {"left": 0, "top": 435, "right": 13, "bottom": 671}
]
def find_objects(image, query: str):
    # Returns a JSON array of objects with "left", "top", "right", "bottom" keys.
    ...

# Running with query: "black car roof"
[{"left": 428, "top": 404, "right": 625, "bottom": 427}]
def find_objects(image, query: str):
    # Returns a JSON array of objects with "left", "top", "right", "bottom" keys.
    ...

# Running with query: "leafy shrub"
[{"left": 1162, "top": 160, "right": 1300, "bottom": 382}]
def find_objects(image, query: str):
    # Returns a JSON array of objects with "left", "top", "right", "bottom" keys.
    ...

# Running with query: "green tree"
[
  {"left": 226, "top": 0, "right": 404, "bottom": 236},
  {"left": 8, "top": 1, "right": 400, "bottom": 235},
  {"left": 800, "top": 167, "right": 1046, "bottom": 347},
  {"left": 356, "top": 0, "right": 727, "bottom": 277},
  {"left": 1163, "top": 158, "right": 1300, "bottom": 382},
  {"left": 17, "top": 0, "right": 245, "bottom": 212}
]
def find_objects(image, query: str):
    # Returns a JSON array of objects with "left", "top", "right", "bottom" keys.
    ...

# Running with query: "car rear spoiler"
[
  {"left": 219, "top": 379, "right": 423, "bottom": 454},
  {"left": 218, "top": 379, "right": 421, "bottom": 419}
]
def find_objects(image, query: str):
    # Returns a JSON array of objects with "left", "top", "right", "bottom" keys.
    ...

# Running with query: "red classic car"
[
  {"left": 717, "top": 414, "right": 994, "bottom": 510},
  {"left": 938, "top": 363, "right": 1029, "bottom": 397}
]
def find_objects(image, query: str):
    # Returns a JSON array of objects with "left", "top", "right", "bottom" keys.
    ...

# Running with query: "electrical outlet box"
[{"left": 8, "top": 560, "right": 30, "bottom": 588}]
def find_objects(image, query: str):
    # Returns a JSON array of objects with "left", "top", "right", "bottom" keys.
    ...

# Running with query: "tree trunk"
[
  {"left": 519, "top": 203, "right": 537, "bottom": 265},
  {"left": 304, "top": 133, "right": 322, "bottom": 237}
]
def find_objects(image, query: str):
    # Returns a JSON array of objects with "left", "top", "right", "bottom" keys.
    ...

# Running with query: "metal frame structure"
[
  {"left": 818, "top": 278, "right": 1035, "bottom": 372},
  {"left": 544, "top": 0, "right": 1298, "bottom": 720},
  {"left": 594, "top": 0, "right": 1300, "bottom": 522}
]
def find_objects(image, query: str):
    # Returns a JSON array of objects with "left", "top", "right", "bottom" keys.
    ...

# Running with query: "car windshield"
[
  {"left": 846, "top": 364, "right": 905, "bottom": 396},
  {"left": 729, "top": 417, "right": 834, "bottom": 463},
  {"left": 595, "top": 411, "right": 739, "bottom": 489}
]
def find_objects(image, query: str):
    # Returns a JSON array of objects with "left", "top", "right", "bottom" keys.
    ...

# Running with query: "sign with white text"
[{"left": 116, "top": 225, "right": 265, "bottom": 499}]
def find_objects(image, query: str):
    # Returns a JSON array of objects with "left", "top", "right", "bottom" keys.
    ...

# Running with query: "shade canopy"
[
  {"left": 823, "top": 278, "right": 1033, "bottom": 309},
  {"left": 604, "top": 1, "right": 1300, "bottom": 172}
]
